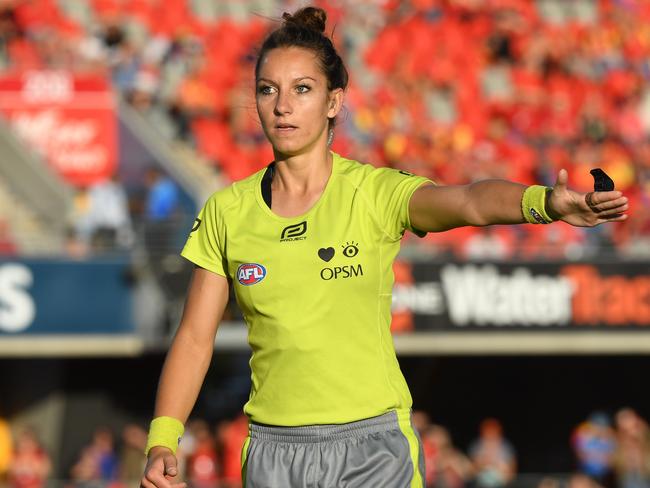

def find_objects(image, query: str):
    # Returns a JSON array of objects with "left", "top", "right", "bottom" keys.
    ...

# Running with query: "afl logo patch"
[{"left": 237, "top": 263, "right": 267, "bottom": 286}]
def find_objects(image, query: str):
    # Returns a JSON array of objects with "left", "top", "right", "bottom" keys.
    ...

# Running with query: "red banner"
[{"left": 0, "top": 70, "right": 117, "bottom": 186}]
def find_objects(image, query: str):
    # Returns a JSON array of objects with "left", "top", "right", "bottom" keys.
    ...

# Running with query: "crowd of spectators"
[
  {"left": 0, "top": 0, "right": 649, "bottom": 258},
  {"left": 1, "top": 407, "right": 650, "bottom": 488},
  {"left": 350, "top": 0, "right": 650, "bottom": 259},
  {"left": 0, "top": 422, "right": 51, "bottom": 488}
]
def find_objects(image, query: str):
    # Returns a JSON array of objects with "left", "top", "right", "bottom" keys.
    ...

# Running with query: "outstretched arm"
[{"left": 409, "top": 169, "right": 628, "bottom": 233}]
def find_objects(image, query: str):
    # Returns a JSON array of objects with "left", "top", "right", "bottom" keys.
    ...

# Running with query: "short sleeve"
[
  {"left": 366, "top": 168, "right": 433, "bottom": 239},
  {"left": 180, "top": 195, "right": 228, "bottom": 277}
]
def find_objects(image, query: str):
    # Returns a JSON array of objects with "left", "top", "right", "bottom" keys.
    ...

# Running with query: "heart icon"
[{"left": 318, "top": 247, "right": 335, "bottom": 262}]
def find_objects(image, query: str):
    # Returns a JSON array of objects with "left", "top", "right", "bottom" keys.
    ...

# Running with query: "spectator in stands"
[
  {"left": 568, "top": 473, "right": 606, "bottom": 488},
  {"left": 572, "top": 411, "right": 617, "bottom": 488},
  {"left": 469, "top": 418, "right": 517, "bottom": 488},
  {"left": 70, "top": 426, "right": 119, "bottom": 485},
  {"left": 613, "top": 408, "right": 650, "bottom": 488},
  {"left": 169, "top": 44, "right": 217, "bottom": 144},
  {"left": 616, "top": 168, "right": 650, "bottom": 257},
  {"left": 126, "top": 70, "right": 177, "bottom": 140},
  {"left": 7, "top": 427, "right": 51, "bottom": 488},
  {"left": 174, "top": 419, "right": 198, "bottom": 484},
  {"left": 185, "top": 420, "right": 220, "bottom": 488},
  {"left": 0, "top": 415, "right": 12, "bottom": 482},
  {"left": 462, "top": 226, "right": 514, "bottom": 261},
  {"left": 87, "top": 175, "right": 134, "bottom": 251},
  {"left": 219, "top": 413, "right": 248, "bottom": 488},
  {"left": 68, "top": 176, "right": 134, "bottom": 254},
  {"left": 412, "top": 410, "right": 433, "bottom": 437},
  {"left": 68, "top": 185, "right": 95, "bottom": 256},
  {"left": 537, "top": 476, "right": 563, "bottom": 488},
  {"left": 119, "top": 424, "right": 148, "bottom": 488},
  {"left": 0, "top": 220, "right": 16, "bottom": 256},
  {"left": 422, "top": 424, "right": 473, "bottom": 488},
  {"left": 0, "top": 6, "right": 19, "bottom": 70},
  {"left": 145, "top": 168, "right": 180, "bottom": 222}
]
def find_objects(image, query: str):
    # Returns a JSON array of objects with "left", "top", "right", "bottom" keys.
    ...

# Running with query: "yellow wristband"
[
  {"left": 522, "top": 185, "right": 556, "bottom": 224},
  {"left": 145, "top": 416, "right": 184, "bottom": 456}
]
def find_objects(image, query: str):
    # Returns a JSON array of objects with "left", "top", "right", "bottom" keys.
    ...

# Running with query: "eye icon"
[{"left": 342, "top": 241, "right": 359, "bottom": 258}]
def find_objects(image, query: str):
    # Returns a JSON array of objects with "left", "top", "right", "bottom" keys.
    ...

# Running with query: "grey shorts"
[{"left": 241, "top": 409, "right": 425, "bottom": 488}]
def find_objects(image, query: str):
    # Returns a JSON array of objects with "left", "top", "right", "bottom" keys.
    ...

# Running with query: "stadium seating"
[{"left": 0, "top": 0, "right": 648, "bottom": 258}]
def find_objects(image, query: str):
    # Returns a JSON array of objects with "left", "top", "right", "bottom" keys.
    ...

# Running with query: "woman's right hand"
[{"left": 141, "top": 446, "right": 187, "bottom": 488}]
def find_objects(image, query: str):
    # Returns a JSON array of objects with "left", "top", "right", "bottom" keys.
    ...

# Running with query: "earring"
[{"left": 327, "top": 128, "right": 334, "bottom": 146}]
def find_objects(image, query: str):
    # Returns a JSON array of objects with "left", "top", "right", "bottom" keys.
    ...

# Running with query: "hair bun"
[{"left": 282, "top": 7, "right": 327, "bottom": 34}]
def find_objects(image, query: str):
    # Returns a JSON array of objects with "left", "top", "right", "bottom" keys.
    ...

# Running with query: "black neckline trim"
[{"left": 261, "top": 162, "right": 275, "bottom": 209}]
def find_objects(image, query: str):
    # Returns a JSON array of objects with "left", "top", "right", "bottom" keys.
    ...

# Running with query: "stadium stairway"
[
  {"left": 0, "top": 121, "right": 71, "bottom": 255},
  {"left": 0, "top": 99, "right": 221, "bottom": 258},
  {"left": 118, "top": 99, "right": 222, "bottom": 206}
]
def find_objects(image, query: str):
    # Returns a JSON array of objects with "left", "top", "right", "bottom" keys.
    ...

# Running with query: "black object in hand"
[{"left": 590, "top": 168, "right": 615, "bottom": 192}]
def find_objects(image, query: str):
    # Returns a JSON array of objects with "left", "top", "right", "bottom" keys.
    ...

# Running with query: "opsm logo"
[
  {"left": 237, "top": 263, "right": 267, "bottom": 286},
  {"left": 318, "top": 241, "right": 363, "bottom": 281}
]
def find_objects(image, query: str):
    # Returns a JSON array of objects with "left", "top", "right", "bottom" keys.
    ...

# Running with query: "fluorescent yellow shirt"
[{"left": 181, "top": 152, "right": 431, "bottom": 426}]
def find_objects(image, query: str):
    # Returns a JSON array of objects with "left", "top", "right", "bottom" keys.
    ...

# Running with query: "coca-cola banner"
[
  {"left": 0, "top": 71, "right": 117, "bottom": 186},
  {"left": 391, "top": 260, "right": 650, "bottom": 331}
]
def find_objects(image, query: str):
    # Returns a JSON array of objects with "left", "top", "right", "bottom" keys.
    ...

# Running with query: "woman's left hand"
[{"left": 547, "top": 169, "right": 629, "bottom": 227}]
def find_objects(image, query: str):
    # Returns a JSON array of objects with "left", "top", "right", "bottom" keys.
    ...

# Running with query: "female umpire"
[{"left": 141, "top": 6, "right": 628, "bottom": 488}]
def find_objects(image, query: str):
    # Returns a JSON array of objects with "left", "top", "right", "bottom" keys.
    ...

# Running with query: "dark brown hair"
[{"left": 255, "top": 7, "right": 348, "bottom": 127}]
